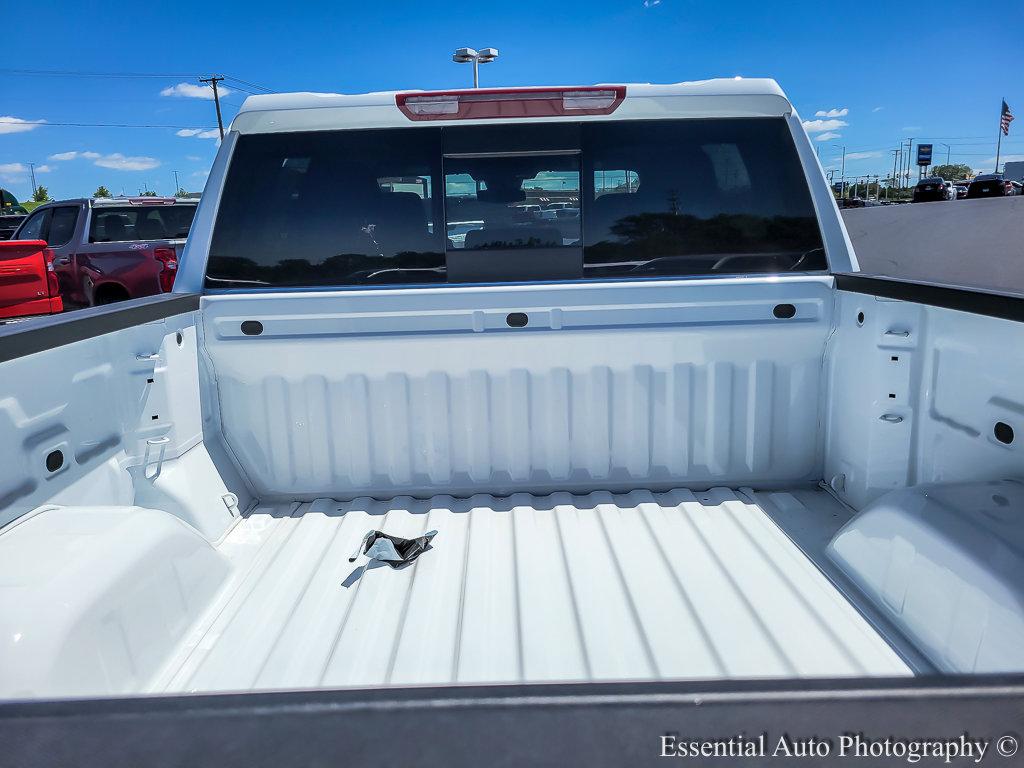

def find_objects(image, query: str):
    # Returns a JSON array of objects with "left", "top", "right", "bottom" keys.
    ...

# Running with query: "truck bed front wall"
[{"left": 200, "top": 276, "right": 834, "bottom": 498}]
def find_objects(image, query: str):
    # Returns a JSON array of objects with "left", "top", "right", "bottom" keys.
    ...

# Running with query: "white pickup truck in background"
[{"left": 1, "top": 79, "right": 1023, "bottom": 765}]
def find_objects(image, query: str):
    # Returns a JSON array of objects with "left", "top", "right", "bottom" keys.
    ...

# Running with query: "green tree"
[
  {"left": 31, "top": 185, "right": 49, "bottom": 202},
  {"left": 931, "top": 163, "right": 973, "bottom": 180},
  {"left": 140, "top": 190, "right": 157, "bottom": 197},
  {"left": 94, "top": 185, "right": 112, "bottom": 198},
  {"left": 176, "top": 187, "right": 188, "bottom": 197}
]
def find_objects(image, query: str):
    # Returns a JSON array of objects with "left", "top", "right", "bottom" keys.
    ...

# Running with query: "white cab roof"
[{"left": 230, "top": 78, "right": 793, "bottom": 134}]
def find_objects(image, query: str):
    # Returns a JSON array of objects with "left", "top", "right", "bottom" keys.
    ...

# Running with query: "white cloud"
[
  {"left": 814, "top": 108, "right": 848, "bottom": 118},
  {"left": 191, "top": 169, "right": 210, "bottom": 178},
  {"left": 160, "top": 82, "right": 233, "bottom": 100},
  {"left": 815, "top": 131, "right": 842, "bottom": 141},
  {"left": 0, "top": 116, "right": 46, "bottom": 135},
  {"left": 974, "top": 154, "right": 1024, "bottom": 173},
  {"left": 845, "top": 151, "right": 882, "bottom": 161},
  {"left": 802, "top": 118, "right": 849, "bottom": 133},
  {"left": 186, "top": 155, "right": 203, "bottom": 162},
  {"left": 48, "top": 150, "right": 101, "bottom": 161},
  {"left": 93, "top": 153, "right": 161, "bottom": 171},
  {"left": 872, "top": 106, "right": 884, "bottom": 113},
  {"left": 176, "top": 128, "right": 221, "bottom": 139},
  {"left": 0, "top": 161, "right": 49, "bottom": 183}
]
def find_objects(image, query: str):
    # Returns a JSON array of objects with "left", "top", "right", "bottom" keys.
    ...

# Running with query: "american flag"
[{"left": 1001, "top": 100, "right": 1015, "bottom": 136}]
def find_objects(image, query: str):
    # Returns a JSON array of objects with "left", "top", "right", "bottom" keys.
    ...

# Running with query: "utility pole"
[
  {"left": 28, "top": 162, "right": 38, "bottom": 197},
  {"left": 940, "top": 143, "right": 951, "bottom": 165},
  {"left": 199, "top": 75, "right": 226, "bottom": 139},
  {"left": 173, "top": 170, "right": 181, "bottom": 197},
  {"left": 890, "top": 149, "right": 899, "bottom": 199},
  {"left": 909, "top": 138, "right": 917, "bottom": 188}
]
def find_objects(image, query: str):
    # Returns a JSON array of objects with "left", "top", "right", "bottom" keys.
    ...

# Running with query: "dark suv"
[{"left": 912, "top": 177, "right": 951, "bottom": 203}]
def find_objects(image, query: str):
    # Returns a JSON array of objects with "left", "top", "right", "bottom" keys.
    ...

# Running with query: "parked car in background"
[
  {"left": 966, "top": 174, "right": 1007, "bottom": 199},
  {"left": 912, "top": 176, "right": 951, "bottom": 202},
  {"left": 943, "top": 180, "right": 957, "bottom": 200},
  {"left": 954, "top": 182, "right": 969, "bottom": 199},
  {"left": 1007, "top": 180, "right": 1022, "bottom": 196},
  {"left": 0, "top": 239, "right": 63, "bottom": 320},
  {"left": 12, "top": 197, "right": 197, "bottom": 306}
]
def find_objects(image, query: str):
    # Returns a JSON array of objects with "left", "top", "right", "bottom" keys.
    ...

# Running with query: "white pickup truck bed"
[
  {"left": 4, "top": 80, "right": 1024, "bottom": 710},
  {"left": 152, "top": 487, "right": 907, "bottom": 694}
]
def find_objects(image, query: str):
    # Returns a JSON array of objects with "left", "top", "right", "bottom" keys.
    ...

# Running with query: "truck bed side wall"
[{"left": 826, "top": 282, "right": 1024, "bottom": 508}]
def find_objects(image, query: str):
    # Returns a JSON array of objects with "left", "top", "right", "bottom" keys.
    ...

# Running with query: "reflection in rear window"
[{"left": 205, "top": 118, "right": 825, "bottom": 289}]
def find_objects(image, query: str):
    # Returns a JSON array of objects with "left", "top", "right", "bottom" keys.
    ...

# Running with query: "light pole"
[
  {"left": 173, "top": 170, "right": 181, "bottom": 197},
  {"left": 453, "top": 47, "right": 499, "bottom": 88},
  {"left": 939, "top": 143, "right": 951, "bottom": 166},
  {"left": 832, "top": 145, "right": 846, "bottom": 198}
]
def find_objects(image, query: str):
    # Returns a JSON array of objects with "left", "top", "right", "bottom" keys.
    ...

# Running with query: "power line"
[
  {"left": 0, "top": 68, "right": 197, "bottom": 79},
  {"left": 0, "top": 68, "right": 274, "bottom": 92},
  {"left": 0, "top": 119, "right": 217, "bottom": 129},
  {"left": 223, "top": 75, "right": 273, "bottom": 93}
]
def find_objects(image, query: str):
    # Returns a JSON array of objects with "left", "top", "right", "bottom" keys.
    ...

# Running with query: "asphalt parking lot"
[{"left": 842, "top": 196, "right": 1024, "bottom": 295}]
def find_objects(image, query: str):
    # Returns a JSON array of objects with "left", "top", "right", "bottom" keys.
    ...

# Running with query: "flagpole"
[{"left": 996, "top": 97, "right": 1004, "bottom": 174}]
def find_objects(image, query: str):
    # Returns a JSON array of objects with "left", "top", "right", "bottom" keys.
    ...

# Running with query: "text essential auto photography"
[{"left": 659, "top": 732, "right": 1013, "bottom": 763}]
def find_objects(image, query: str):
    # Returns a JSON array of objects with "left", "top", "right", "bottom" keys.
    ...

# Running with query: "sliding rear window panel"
[{"left": 205, "top": 118, "right": 826, "bottom": 289}]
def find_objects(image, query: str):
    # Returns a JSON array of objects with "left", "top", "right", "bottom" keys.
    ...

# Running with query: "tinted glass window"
[
  {"left": 207, "top": 118, "right": 825, "bottom": 288},
  {"left": 89, "top": 205, "right": 196, "bottom": 243},
  {"left": 47, "top": 206, "right": 79, "bottom": 247},
  {"left": 17, "top": 209, "right": 50, "bottom": 241},
  {"left": 582, "top": 119, "right": 825, "bottom": 278},
  {"left": 208, "top": 129, "right": 443, "bottom": 287}
]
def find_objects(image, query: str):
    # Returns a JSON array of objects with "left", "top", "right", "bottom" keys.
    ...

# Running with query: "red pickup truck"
[
  {"left": 12, "top": 197, "right": 197, "bottom": 306},
  {"left": 0, "top": 240, "right": 63, "bottom": 320}
]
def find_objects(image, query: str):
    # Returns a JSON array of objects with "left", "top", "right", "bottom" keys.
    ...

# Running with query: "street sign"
[{"left": 917, "top": 144, "right": 933, "bottom": 166}]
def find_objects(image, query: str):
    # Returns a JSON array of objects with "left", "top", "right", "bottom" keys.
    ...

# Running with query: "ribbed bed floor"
[{"left": 153, "top": 488, "right": 910, "bottom": 693}]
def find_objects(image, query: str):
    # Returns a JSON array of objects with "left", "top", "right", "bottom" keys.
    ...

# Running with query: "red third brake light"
[
  {"left": 396, "top": 86, "right": 626, "bottom": 121},
  {"left": 154, "top": 247, "right": 178, "bottom": 293}
]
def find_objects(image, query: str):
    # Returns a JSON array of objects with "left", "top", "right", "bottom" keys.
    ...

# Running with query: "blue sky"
[{"left": 2, "top": 0, "right": 1022, "bottom": 200}]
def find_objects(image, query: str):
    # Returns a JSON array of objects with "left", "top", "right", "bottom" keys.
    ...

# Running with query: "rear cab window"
[
  {"left": 206, "top": 118, "right": 825, "bottom": 289},
  {"left": 89, "top": 205, "right": 197, "bottom": 243}
]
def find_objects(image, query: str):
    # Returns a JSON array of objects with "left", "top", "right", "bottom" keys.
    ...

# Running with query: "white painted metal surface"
[
  {"left": 0, "top": 313, "right": 202, "bottom": 529},
  {"left": 229, "top": 80, "right": 793, "bottom": 135},
  {"left": 826, "top": 291, "right": 1024, "bottom": 509},
  {"left": 200, "top": 278, "right": 833, "bottom": 498},
  {"left": 154, "top": 488, "right": 908, "bottom": 694},
  {"left": 830, "top": 481, "right": 1024, "bottom": 673},
  {"left": 0, "top": 505, "right": 230, "bottom": 699}
]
